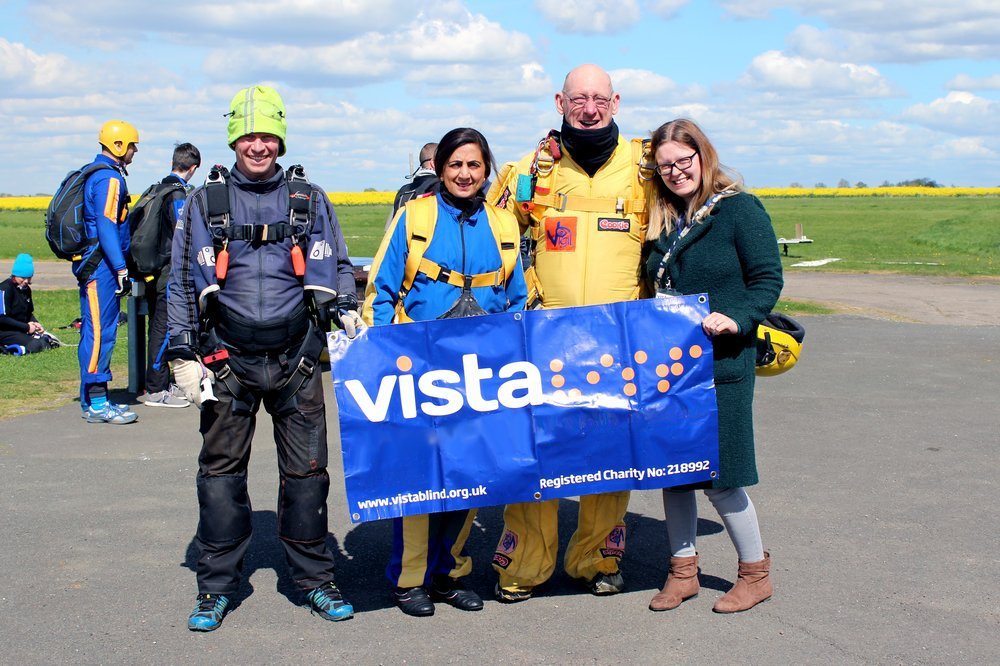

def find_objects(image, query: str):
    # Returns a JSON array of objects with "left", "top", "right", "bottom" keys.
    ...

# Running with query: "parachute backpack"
[
  {"left": 756, "top": 312, "right": 805, "bottom": 377},
  {"left": 128, "top": 181, "right": 186, "bottom": 275},
  {"left": 45, "top": 162, "right": 116, "bottom": 282}
]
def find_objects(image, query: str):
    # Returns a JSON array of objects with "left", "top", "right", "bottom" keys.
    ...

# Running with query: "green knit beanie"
[{"left": 227, "top": 85, "right": 287, "bottom": 156}]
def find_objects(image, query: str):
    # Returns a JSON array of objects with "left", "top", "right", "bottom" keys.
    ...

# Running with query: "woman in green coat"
[{"left": 643, "top": 119, "right": 782, "bottom": 614}]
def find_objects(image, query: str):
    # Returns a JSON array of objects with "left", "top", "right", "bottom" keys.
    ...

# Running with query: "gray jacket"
[{"left": 168, "top": 164, "right": 355, "bottom": 350}]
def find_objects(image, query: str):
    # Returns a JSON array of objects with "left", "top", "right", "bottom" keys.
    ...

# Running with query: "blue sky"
[{"left": 1, "top": 0, "right": 997, "bottom": 195}]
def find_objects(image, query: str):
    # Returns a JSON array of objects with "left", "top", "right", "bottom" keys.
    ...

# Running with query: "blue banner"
[{"left": 328, "top": 295, "right": 719, "bottom": 523}]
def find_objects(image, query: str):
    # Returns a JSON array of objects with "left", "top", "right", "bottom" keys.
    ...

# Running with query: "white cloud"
[
  {"left": 931, "top": 137, "right": 996, "bottom": 160},
  {"left": 741, "top": 51, "right": 894, "bottom": 97},
  {"left": 947, "top": 74, "right": 1000, "bottom": 91},
  {"left": 0, "top": 38, "right": 98, "bottom": 95},
  {"left": 902, "top": 91, "right": 999, "bottom": 134},
  {"left": 26, "top": 0, "right": 433, "bottom": 49},
  {"left": 645, "top": 0, "right": 689, "bottom": 20},
  {"left": 609, "top": 69, "right": 679, "bottom": 100},
  {"left": 407, "top": 63, "right": 552, "bottom": 102},
  {"left": 535, "top": 0, "right": 640, "bottom": 34},
  {"left": 201, "top": 11, "right": 536, "bottom": 89},
  {"left": 721, "top": 1, "right": 1000, "bottom": 63}
]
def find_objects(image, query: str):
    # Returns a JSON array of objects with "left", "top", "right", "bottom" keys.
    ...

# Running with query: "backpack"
[
  {"left": 45, "top": 162, "right": 116, "bottom": 280},
  {"left": 127, "top": 181, "right": 185, "bottom": 275}
]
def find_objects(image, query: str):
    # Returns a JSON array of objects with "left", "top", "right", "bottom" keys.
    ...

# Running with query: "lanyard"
[{"left": 654, "top": 189, "right": 739, "bottom": 292}]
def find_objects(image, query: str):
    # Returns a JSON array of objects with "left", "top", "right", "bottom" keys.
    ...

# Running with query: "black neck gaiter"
[
  {"left": 560, "top": 120, "right": 619, "bottom": 177},
  {"left": 440, "top": 188, "right": 486, "bottom": 221}
]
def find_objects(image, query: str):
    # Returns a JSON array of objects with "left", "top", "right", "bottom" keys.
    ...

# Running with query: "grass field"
[
  {"left": 3, "top": 195, "right": 994, "bottom": 419},
  {"left": 6, "top": 197, "right": 998, "bottom": 275},
  {"left": 0, "top": 289, "right": 130, "bottom": 419}
]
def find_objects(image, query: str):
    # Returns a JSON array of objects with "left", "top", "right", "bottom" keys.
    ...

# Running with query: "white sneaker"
[{"left": 143, "top": 386, "right": 190, "bottom": 408}]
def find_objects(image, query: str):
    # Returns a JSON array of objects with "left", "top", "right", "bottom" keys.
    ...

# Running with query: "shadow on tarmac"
[{"left": 180, "top": 502, "right": 726, "bottom": 615}]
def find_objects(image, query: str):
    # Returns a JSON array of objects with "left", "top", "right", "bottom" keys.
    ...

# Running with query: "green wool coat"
[{"left": 644, "top": 192, "right": 783, "bottom": 488}]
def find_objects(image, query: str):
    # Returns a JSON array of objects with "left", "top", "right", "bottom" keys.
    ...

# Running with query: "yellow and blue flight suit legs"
[
  {"left": 78, "top": 266, "right": 121, "bottom": 407},
  {"left": 494, "top": 490, "right": 630, "bottom": 594},
  {"left": 387, "top": 509, "right": 477, "bottom": 588},
  {"left": 563, "top": 490, "right": 630, "bottom": 581},
  {"left": 493, "top": 499, "right": 560, "bottom": 594}
]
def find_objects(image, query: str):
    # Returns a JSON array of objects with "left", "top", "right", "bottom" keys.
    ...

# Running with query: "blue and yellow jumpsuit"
[
  {"left": 76, "top": 154, "right": 130, "bottom": 408},
  {"left": 363, "top": 192, "right": 527, "bottom": 589}
]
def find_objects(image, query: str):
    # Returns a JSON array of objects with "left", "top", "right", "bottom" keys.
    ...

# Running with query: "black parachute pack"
[
  {"left": 127, "top": 180, "right": 186, "bottom": 275},
  {"left": 45, "top": 162, "right": 116, "bottom": 281}
]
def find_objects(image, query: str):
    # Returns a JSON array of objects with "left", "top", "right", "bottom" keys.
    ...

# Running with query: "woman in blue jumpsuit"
[{"left": 363, "top": 128, "right": 528, "bottom": 616}]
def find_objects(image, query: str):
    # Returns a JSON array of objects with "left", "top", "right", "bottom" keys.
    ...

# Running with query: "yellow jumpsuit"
[{"left": 488, "top": 135, "right": 649, "bottom": 592}]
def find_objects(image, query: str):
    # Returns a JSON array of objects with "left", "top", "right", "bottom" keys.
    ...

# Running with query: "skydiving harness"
[
  {"left": 202, "top": 164, "right": 317, "bottom": 281},
  {"left": 491, "top": 130, "right": 657, "bottom": 308},
  {"left": 195, "top": 164, "right": 324, "bottom": 415},
  {"left": 394, "top": 194, "right": 520, "bottom": 323},
  {"left": 514, "top": 130, "right": 656, "bottom": 219}
]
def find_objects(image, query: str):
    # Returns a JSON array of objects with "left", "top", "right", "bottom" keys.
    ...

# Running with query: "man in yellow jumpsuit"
[{"left": 487, "top": 64, "right": 651, "bottom": 602}]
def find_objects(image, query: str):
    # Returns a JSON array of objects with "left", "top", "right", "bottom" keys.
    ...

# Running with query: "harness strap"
[
  {"left": 222, "top": 222, "right": 302, "bottom": 242},
  {"left": 529, "top": 192, "right": 646, "bottom": 216},
  {"left": 416, "top": 257, "right": 504, "bottom": 288},
  {"left": 395, "top": 195, "right": 519, "bottom": 322}
]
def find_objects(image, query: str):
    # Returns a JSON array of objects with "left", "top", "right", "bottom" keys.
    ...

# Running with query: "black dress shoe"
[
  {"left": 394, "top": 586, "right": 435, "bottom": 617},
  {"left": 430, "top": 577, "right": 484, "bottom": 611}
]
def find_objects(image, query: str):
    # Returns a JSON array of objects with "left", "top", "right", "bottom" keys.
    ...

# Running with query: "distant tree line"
[{"left": 788, "top": 178, "right": 942, "bottom": 188}]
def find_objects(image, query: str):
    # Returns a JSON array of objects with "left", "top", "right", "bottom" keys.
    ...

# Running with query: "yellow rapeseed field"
[
  {"left": 0, "top": 191, "right": 396, "bottom": 210},
  {"left": 750, "top": 187, "right": 1000, "bottom": 198},
  {"left": 1, "top": 188, "right": 996, "bottom": 210}
]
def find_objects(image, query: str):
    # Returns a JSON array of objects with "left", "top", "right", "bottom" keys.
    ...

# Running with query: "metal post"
[{"left": 126, "top": 280, "right": 148, "bottom": 395}]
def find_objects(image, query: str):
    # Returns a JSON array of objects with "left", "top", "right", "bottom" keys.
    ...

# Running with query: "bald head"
[
  {"left": 556, "top": 64, "right": 620, "bottom": 130},
  {"left": 562, "top": 64, "right": 614, "bottom": 96}
]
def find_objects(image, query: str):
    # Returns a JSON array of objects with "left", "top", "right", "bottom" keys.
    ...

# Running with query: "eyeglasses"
[
  {"left": 565, "top": 94, "right": 612, "bottom": 109},
  {"left": 656, "top": 151, "right": 698, "bottom": 175}
]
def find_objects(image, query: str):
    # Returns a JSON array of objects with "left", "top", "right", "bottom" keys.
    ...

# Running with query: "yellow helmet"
[
  {"left": 99, "top": 120, "right": 139, "bottom": 157},
  {"left": 756, "top": 312, "right": 805, "bottom": 377},
  {"left": 227, "top": 85, "right": 287, "bottom": 156}
]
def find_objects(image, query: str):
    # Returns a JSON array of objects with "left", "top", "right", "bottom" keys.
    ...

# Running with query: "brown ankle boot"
[
  {"left": 712, "top": 551, "right": 772, "bottom": 613},
  {"left": 649, "top": 555, "right": 699, "bottom": 611}
]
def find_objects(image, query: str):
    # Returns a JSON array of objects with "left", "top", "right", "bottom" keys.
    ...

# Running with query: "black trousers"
[
  {"left": 194, "top": 358, "right": 336, "bottom": 596},
  {"left": 0, "top": 330, "right": 50, "bottom": 354},
  {"left": 144, "top": 278, "right": 170, "bottom": 393}
]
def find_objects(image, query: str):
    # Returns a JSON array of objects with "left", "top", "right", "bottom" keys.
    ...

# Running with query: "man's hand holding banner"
[{"left": 329, "top": 295, "right": 720, "bottom": 523}]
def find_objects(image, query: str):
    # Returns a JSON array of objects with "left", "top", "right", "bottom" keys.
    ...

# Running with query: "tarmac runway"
[{"left": 1, "top": 276, "right": 998, "bottom": 663}]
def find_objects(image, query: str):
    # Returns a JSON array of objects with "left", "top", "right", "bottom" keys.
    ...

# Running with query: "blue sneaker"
[
  {"left": 306, "top": 582, "right": 354, "bottom": 622},
  {"left": 188, "top": 593, "right": 230, "bottom": 632},
  {"left": 82, "top": 403, "right": 138, "bottom": 424}
]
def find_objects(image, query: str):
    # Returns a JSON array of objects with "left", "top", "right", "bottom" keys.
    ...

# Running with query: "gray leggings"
[{"left": 661, "top": 487, "right": 765, "bottom": 562}]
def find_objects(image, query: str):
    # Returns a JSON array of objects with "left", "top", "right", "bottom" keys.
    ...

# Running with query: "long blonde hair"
[{"left": 645, "top": 119, "right": 743, "bottom": 241}]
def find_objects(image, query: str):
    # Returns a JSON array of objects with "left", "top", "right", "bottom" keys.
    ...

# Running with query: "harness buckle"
[
  {"left": 555, "top": 193, "right": 568, "bottom": 212},
  {"left": 616, "top": 197, "right": 625, "bottom": 215}
]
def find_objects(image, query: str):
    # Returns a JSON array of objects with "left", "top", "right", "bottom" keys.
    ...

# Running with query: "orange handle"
[
  {"left": 215, "top": 247, "right": 229, "bottom": 280},
  {"left": 290, "top": 245, "right": 306, "bottom": 277}
]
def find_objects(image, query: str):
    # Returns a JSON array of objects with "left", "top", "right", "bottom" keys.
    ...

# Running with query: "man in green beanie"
[{"left": 166, "top": 85, "right": 361, "bottom": 631}]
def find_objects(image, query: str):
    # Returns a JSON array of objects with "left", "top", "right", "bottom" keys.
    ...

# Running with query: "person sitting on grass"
[{"left": 0, "top": 254, "right": 59, "bottom": 355}]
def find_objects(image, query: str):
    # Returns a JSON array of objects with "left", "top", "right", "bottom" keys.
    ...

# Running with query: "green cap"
[{"left": 227, "top": 85, "right": 287, "bottom": 156}]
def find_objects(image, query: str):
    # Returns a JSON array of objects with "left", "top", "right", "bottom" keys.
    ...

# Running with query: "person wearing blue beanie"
[
  {"left": 2, "top": 253, "right": 57, "bottom": 355},
  {"left": 11, "top": 253, "right": 34, "bottom": 278}
]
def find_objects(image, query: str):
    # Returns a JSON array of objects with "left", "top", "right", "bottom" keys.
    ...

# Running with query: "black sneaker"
[
  {"left": 430, "top": 577, "right": 483, "bottom": 611},
  {"left": 585, "top": 571, "right": 625, "bottom": 595},
  {"left": 394, "top": 586, "right": 435, "bottom": 617},
  {"left": 188, "top": 593, "right": 230, "bottom": 632},
  {"left": 306, "top": 581, "right": 354, "bottom": 622}
]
